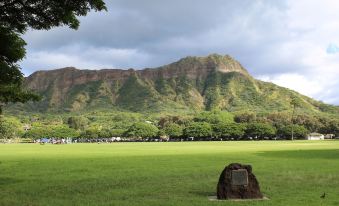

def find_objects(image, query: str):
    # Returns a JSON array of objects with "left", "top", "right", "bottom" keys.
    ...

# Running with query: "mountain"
[{"left": 11, "top": 54, "right": 339, "bottom": 115}]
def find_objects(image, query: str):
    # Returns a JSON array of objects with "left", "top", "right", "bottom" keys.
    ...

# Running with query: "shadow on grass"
[
  {"left": 256, "top": 149, "right": 339, "bottom": 160},
  {"left": 0, "top": 177, "right": 22, "bottom": 186}
]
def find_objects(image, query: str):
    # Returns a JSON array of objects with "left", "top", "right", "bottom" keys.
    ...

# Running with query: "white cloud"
[
  {"left": 19, "top": 0, "right": 339, "bottom": 104},
  {"left": 21, "top": 45, "right": 151, "bottom": 74}
]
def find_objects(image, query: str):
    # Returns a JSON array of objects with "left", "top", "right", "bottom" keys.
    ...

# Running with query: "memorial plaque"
[
  {"left": 217, "top": 163, "right": 263, "bottom": 199},
  {"left": 231, "top": 169, "right": 248, "bottom": 186}
]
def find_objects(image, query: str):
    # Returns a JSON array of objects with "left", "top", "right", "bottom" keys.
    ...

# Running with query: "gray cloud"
[{"left": 20, "top": 0, "right": 339, "bottom": 104}]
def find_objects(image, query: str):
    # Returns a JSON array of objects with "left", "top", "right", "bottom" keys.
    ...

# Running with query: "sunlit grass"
[{"left": 0, "top": 141, "right": 338, "bottom": 206}]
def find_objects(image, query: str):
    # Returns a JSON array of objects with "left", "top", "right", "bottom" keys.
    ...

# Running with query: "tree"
[
  {"left": 0, "top": 116, "right": 23, "bottom": 139},
  {"left": 183, "top": 122, "right": 212, "bottom": 139},
  {"left": 194, "top": 111, "right": 234, "bottom": 124},
  {"left": 234, "top": 112, "right": 256, "bottom": 123},
  {"left": 163, "top": 123, "right": 183, "bottom": 139},
  {"left": 245, "top": 123, "right": 276, "bottom": 139},
  {"left": 51, "top": 125, "right": 79, "bottom": 138},
  {"left": 81, "top": 126, "right": 100, "bottom": 139},
  {"left": 266, "top": 112, "right": 291, "bottom": 128},
  {"left": 0, "top": 0, "right": 106, "bottom": 114},
  {"left": 319, "top": 118, "right": 339, "bottom": 136},
  {"left": 23, "top": 124, "right": 79, "bottom": 139},
  {"left": 124, "top": 122, "right": 159, "bottom": 139},
  {"left": 278, "top": 124, "right": 309, "bottom": 140},
  {"left": 158, "top": 116, "right": 190, "bottom": 128},
  {"left": 98, "top": 129, "right": 113, "bottom": 138},
  {"left": 213, "top": 123, "right": 246, "bottom": 139},
  {"left": 23, "top": 126, "right": 52, "bottom": 139},
  {"left": 293, "top": 114, "right": 323, "bottom": 132},
  {"left": 0, "top": 26, "right": 40, "bottom": 114},
  {"left": 290, "top": 96, "right": 302, "bottom": 140},
  {"left": 67, "top": 116, "right": 89, "bottom": 131},
  {"left": 110, "top": 129, "right": 125, "bottom": 137}
]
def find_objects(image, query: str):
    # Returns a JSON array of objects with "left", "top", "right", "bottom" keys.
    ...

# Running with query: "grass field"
[{"left": 0, "top": 141, "right": 338, "bottom": 206}]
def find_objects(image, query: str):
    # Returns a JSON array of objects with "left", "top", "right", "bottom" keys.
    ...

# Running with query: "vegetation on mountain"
[
  {"left": 67, "top": 116, "right": 89, "bottom": 131},
  {"left": 2, "top": 54, "right": 339, "bottom": 140},
  {"left": 12, "top": 54, "right": 338, "bottom": 120}
]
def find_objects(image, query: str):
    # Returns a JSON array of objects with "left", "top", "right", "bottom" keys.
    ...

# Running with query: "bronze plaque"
[{"left": 231, "top": 169, "right": 248, "bottom": 186}]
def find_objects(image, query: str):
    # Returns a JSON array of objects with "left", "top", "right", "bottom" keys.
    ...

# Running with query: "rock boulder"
[{"left": 217, "top": 163, "right": 263, "bottom": 199}]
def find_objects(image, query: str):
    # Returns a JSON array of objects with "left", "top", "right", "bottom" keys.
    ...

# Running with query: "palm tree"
[{"left": 290, "top": 97, "right": 301, "bottom": 140}]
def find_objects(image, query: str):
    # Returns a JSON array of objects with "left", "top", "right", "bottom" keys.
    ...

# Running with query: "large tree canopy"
[
  {"left": 0, "top": 0, "right": 106, "bottom": 32},
  {"left": 0, "top": 0, "right": 106, "bottom": 114},
  {"left": 0, "top": 26, "right": 40, "bottom": 113}
]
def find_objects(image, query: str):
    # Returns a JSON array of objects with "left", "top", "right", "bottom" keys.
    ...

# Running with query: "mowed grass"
[{"left": 0, "top": 141, "right": 339, "bottom": 206}]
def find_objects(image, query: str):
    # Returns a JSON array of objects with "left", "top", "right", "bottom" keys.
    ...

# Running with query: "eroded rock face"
[{"left": 217, "top": 163, "right": 263, "bottom": 199}]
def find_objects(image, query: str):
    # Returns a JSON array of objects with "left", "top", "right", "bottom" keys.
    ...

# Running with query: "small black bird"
[{"left": 320, "top": 193, "right": 326, "bottom": 199}]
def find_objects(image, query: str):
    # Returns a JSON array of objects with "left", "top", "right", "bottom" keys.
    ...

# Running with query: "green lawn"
[{"left": 0, "top": 141, "right": 338, "bottom": 206}]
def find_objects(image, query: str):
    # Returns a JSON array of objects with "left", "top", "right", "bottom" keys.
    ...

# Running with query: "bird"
[{"left": 320, "top": 193, "right": 326, "bottom": 199}]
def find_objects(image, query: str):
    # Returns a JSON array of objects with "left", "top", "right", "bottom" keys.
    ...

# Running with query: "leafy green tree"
[
  {"left": 0, "top": 26, "right": 40, "bottom": 114},
  {"left": 23, "top": 124, "right": 79, "bottom": 139},
  {"left": 0, "top": 1, "right": 106, "bottom": 33},
  {"left": 80, "top": 125, "right": 101, "bottom": 139},
  {"left": 245, "top": 123, "right": 276, "bottom": 139},
  {"left": 0, "top": 0, "right": 106, "bottom": 114},
  {"left": 294, "top": 114, "right": 323, "bottom": 132},
  {"left": 124, "top": 122, "right": 159, "bottom": 139},
  {"left": 67, "top": 116, "right": 89, "bottom": 131},
  {"left": 98, "top": 129, "right": 112, "bottom": 138},
  {"left": 183, "top": 122, "right": 212, "bottom": 139},
  {"left": 266, "top": 112, "right": 291, "bottom": 128},
  {"left": 0, "top": 116, "right": 23, "bottom": 139},
  {"left": 278, "top": 124, "right": 309, "bottom": 139},
  {"left": 23, "top": 127, "right": 52, "bottom": 139},
  {"left": 213, "top": 123, "right": 245, "bottom": 139},
  {"left": 163, "top": 123, "right": 183, "bottom": 139},
  {"left": 158, "top": 116, "right": 191, "bottom": 128},
  {"left": 194, "top": 111, "right": 233, "bottom": 124},
  {"left": 50, "top": 125, "right": 79, "bottom": 138},
  {"left": 234, "top": 112, "right": 256, "bottom": 123},
  {"left": 319, "top": 118, "right": 339, "bottom": 136},
  {"left": 110, "top": 129, "right": 126, "bottom": 137}
]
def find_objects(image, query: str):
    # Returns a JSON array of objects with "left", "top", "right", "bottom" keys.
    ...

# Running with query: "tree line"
[{"left": 1, "top": 111, "right": 338, "bottom": 141}]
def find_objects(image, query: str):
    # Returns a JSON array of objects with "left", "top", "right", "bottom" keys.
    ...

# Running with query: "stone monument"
[{"left": 216, "top": 163, "right": 263, "bottom": 199}]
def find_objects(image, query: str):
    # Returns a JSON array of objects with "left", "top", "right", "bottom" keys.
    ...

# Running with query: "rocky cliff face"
[
  {"left": 26, "top": 54, "right": 248, "bottom": 91},
  {"left": 18, "top": 54, "right": 338, "bottom": 114}
]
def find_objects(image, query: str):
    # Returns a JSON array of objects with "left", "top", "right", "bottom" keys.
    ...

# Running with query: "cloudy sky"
[{"left": 21, "top": 0, "right": 339, "bottom": 105}]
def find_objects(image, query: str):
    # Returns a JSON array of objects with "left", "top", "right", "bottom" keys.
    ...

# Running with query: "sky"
[{"left": 21, "top": 0, "right": 339, "bottom": 105}]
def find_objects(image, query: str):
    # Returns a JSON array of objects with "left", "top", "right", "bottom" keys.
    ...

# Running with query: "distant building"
[
  {"left": 325, "top": 134, "right": 335, "bottom": 139},
  {"left": 306, "top": 133, "right": 324, "bottom": 140}
]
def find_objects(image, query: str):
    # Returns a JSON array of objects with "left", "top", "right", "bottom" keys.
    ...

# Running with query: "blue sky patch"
[{"left": 327, "top": 44, "right": 339, "bottom": 54}]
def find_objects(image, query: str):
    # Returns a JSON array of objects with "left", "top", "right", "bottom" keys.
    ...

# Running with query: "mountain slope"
[{"left": 12, "top": 54, "right": 339, "bottom": 115}]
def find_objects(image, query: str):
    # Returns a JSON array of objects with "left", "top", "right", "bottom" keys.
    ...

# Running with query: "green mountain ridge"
[{"left": 9, "top": 54, "right": 339, "bottom": 116}]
